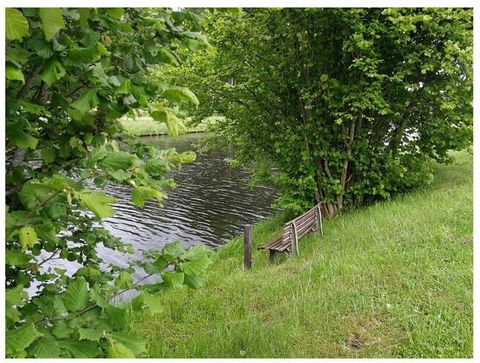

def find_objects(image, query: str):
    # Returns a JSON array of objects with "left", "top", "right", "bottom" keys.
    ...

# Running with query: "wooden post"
[
  {"left": 316, "top": 204, "right": 324, "bottom": 236},
  {"left": 291, "top": 222, "right": 299, "bottom": 256},
  {"left": 244, "top": 224, "right": 252, "bottom": 269}
]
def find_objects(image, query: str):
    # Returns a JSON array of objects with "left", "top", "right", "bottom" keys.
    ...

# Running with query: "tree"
[
  {"left": 177, "top": 8, "right": 473, "bottom": 216},
  {"left": 6, "top": 8, "right": 213, "bottom": 358}
]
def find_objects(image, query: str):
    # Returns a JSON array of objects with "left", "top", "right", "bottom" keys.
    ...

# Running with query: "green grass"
[{"left": 126, "top": 151, "right": 473, "bottom": 358}]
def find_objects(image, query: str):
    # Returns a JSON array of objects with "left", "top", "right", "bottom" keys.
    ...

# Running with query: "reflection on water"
[{"left": 98, "top": 133, "right": 277, "bottom": 278}]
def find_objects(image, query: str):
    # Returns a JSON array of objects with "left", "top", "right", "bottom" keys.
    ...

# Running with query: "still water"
[{"left": 97, "top": 133, "right": 277, "bottom": 273}]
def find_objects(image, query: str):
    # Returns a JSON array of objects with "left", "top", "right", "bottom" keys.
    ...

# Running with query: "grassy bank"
[{"left": 126, "top": 151, "right": 473, "bottom": 358}]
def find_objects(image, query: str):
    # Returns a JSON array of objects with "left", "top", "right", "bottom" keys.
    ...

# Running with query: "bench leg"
[{"left": 269, "top": 250, "right": 275, "bottom": 262}]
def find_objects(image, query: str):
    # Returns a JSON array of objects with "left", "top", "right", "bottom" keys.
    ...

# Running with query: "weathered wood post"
[
  {"left": 244, "top": 224, "right": 252, "bottom": 269},
  {"left": 291, "top": 222, "right": 299, "bottom": 256},
  {"left": 316, "top": 204, "right": 324, "bottom": 236}
]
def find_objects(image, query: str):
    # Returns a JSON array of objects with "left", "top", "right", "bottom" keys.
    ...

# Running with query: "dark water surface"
[{"left": 97, "top": 133, "right": 277, "bottom": 273}]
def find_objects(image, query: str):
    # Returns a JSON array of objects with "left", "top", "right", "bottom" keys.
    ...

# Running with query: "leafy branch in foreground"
[{"left": 6, "top": 8, "right": 211, "bottom": 358}]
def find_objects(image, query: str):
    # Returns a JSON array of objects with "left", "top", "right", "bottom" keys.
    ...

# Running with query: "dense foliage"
[
  {"left": 173, "top": 8, "right": 473, "bottom": 215},
  {"left": 5, "top": 8, "right": 213, "bottom": 358}
]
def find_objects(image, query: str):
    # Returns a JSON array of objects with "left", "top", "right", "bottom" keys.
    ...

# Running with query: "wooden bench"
[{"left": 258, "top": 203, "right": 323, "bottom": 260}]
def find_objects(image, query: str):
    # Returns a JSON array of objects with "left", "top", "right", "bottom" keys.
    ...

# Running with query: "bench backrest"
[{"left": 282, "top": 204, "right": 323, "bottom": 256}]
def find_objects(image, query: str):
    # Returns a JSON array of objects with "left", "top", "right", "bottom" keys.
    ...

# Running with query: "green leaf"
[
  {"left": 6, "top": 8, "right": 29, "bottom": 41},
  {"left": 132, "top": 186, "right": 167, "bottom": 207},
  {"left": 6, "top": 250, "right": 31, "bottom": 266},
  {"left": 161, "top": 271, "right": 185, "bottom": 288},
  {"left": 39, "top": 8, "right": 65, "bottom": 41},
  {"left": 142, "top": 292, "right": 165, "bottom": 314},
  {"left": 71, "top": 89, "right": 99, "bottom": 115},
  {"left": 68, "top": 46, "right": 101, "bottom": 63},
  {"left": 78, "top": 327, "right": 104, "bottom": 342},
  {"left": 162, "top": 241, "right": 184, "bottom": 262},
  {"left": 19, "top": 100, "right": 48, "bottom": 115},
  {"left": 114, "top": 271, "right": 133, "bottom": 289},
  {"left": 79, "top": 191, "right": 116, "bottom": 219},
  {"left": 6, "top": 46, "right": 31, "bottom": 67},
  {"left": 39, "top": 60, "right": 66, "bottom": 87},
  {"left": 183, "top": 274, "right": 207, "bottom": 289},
  {"left": 40, "top": 148, "right": 57, "bottom": 164},
  {"left": 58, "top": 340, "right": 100, "bottom": 358},
  {"left": 107, "top": 342, "right": 135, "bottom": 358},
  {"left": 29, "top": 337, "right": 61, "bottom": 358},
  {"left": 104, "top": 305, "right": 127, "bottom": 330},
  {"left": 162, "top": 86, "right": 199, "bottom": 106},
  {"left": 6, "top": 65, "right": 25, "bottom": 83},
  {"left": 6, "top": 284, "right": 28, "bottom": 306},
  {"left": 18, "top": 181, "right": 56, "bottom": 209},
  {"left": 19, "top": 225, "right": 38, "bottom": 251},
  {"left": 178, "top": 254, "right": 212, "bottom": 276},
  {"left": 79, "top": 8, "right": 90, "bottom": 29},
  {"left": 110, "top": 333, "right": 147, "bottom": 356},
  {"left": 51, "top": 321, "right": 71, "bottom": 339},
  {"left": 106, "top": 8, "right": 125, "bottom": 19},
  {"left": 7, "top": 124, "right": 38, "bottom": 149},
  {"left": 6, "top": 285, "right": 27, "bottom": 323},
  {"left": 6, "top": 323, "right": 43, "bottom": 356},
  {"left": 63, "top": 277, "right": 89, "bottom": 312},
  {"left": 158, "top": 48, "right": 179, "bottom": 66},
  {"left": 100, "top": 151, "right": 136, "bottom": 171}
]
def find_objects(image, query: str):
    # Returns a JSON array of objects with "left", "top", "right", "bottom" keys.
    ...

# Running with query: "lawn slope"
[{"left": 126, "top": 151, "right": 473, "bottom": 358}]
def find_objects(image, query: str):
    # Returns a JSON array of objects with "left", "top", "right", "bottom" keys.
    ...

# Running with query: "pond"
[{"left": 96, "top": 132, "right": 277, "bottom": 275}]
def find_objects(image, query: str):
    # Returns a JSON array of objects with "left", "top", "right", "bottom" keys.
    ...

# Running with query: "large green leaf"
[
  {"left": 63, "top": 277, "right": 89, "bottom": 312},
  {"left": 6, "top": 250, "right": 31, "bottom": 266},
  {"left": 162, "top": 86, "right": 199, "bottom": 106},
  {"left": 7, "top": 123, "right": 38, "bottom": 150},
  {"left": 110, "top": 333, "right": 147, "bottom": 356},
  {"left": 5, "top": 8, "right": 29, "bottom": 41},
  {"left": 40, "top": 148, "right": 57, "bottom": 164},
  {"left": 104, "top": 305, "right": 127, "bottom": 330},
  {"left": 6, "top": 65, "right": 25, "bottom": 83},
  {"left": 149, "top": 105, "right": 186, "bottom": 137},
  {"left": 6, "top": 285, "right": 27, "bottom": 323},
  {"left": 161, "top": 271, "right": 185, "bottom": 288},
  {"left": 6, "top": 323, "right": 43, "bottom": 356},
  {"left": 158, "top": 48, "right": 179, "bottom": 66},
  {"left": 39, "top": 8, "right": 65, "bottom": 41},
  {"left": 79, "top": 191, "right": 116, "bottom": 219},
  {"left": 100, "top": 151, "right": 136, "bottom": 171},
  {"left": 29, "top": 336, "right": 61, "bottom": 358},
  {"left": 71, "top": 89, "right": 99, "bottom": 115},
  {"left": 105, "top": 8, "right": 125, "bottom": 19},
  {"left": 78, "top": 327, "right": 104, "bottom": 342},
  {"left": 58, "top": 340, "right": 100, "bottom": 358},
  {"left": 79, "top": 8, "right": 90, "bottom": 29},
  {"left": 162, "top": 241, "right": 184, "bottom": 262},
  {"left": 183, "top": 274, "right": 207, "bottom": 289},
  {"left": 107, "top": 342, "right": 135, "bottom": 358},
  {"left": 6, "top": 284, "right": 28, "bottom": 306},
  {"left": 142, "top": 292, "right": 165, "bottom": 314},
  {"left": 132, "top": 186, "right": 167, "bottom": 207},
  {"left": 178, "top": 254, "right": 212, "bottom": 276},
  {"left": 19, "top": 225, "right": 38, "bottom": 251},
  {"left": 114, "top": 271, "right": 133, "bottom": 289},
  {"left": 18, "top": 181, "right": 56, "bottom": 209},
  {"left": 6, "top": 46, "right": 31, "bottom": 67},
  {"left": 39, "top": 60, "right": 66, "bottom": 87}
]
